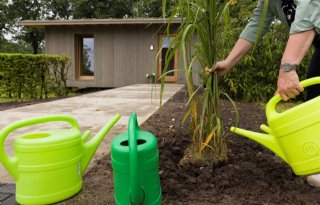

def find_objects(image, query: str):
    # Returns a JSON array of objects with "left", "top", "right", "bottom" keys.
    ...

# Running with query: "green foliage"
[
  {"left": 162, "top": 0, "right": 234, "bottom": 164},
  {"left": 133, "top": 0, "right": 174, "bottom": 17},
  {"left": 45, "top": 0, "right": 75, "bottom": 19},
  {"left": 0, "top": 53, "right": 70, "bottom": 100},
  {"left": 70, "top": 0, "right": 175, "bottom": 18},
  {"left": 0, "top": 0, "right": 8, "bottom": 39},
  {"left": 8, "top": 0, "right": 44, "bottom": 54},
  {"left": 0, "top": 39, "right": 33, "bottom": 53},
  {"left": 81, "top": 46, "right": 94, "bottom": 76},
  {"left": 3, "top": 0, "right": 174, "bottom": 53},
  {"left": 219, "top": 7, "right": 312, "bottom": 102},
  {"left": 72, "top": 0, "right": 130, "bottom": 18}
]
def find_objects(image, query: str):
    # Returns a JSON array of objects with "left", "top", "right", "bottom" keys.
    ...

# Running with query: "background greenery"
[
  {"left": 0, "top": 0, "right": 175, "bottom": 54},
  {"left": 0, "top": 0, "right": 314, "bottom": 102},
  {"left": 0, "top": 54, "right": 70, "bottom": 100},
  {"left": 218, "top": 0, "right": 312, "bottom": 102}
]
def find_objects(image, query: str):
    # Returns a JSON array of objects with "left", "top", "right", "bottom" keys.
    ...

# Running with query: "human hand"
[
  {"left": 276, "top": 70, "right": 304, "bottom": 101},
  {"left": 205, "top": 60, "right": 232, "bottom": 76}
]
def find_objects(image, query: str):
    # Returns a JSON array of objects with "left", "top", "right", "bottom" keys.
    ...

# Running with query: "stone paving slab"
[
  {"left": 0, "top": 184, "right": 15, "bottom": 205},
  {"left": 0, "top": 84, "right": 184, "bottom": 187}
]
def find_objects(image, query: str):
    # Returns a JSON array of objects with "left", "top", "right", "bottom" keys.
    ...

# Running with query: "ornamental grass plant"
[{"left": 161, "top": 0, "right": 239, "bottom": 164}]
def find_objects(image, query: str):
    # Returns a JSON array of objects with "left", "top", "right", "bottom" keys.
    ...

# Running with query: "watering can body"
[
  {"left": 0, "top": 114, "right": 120, "bottom": 205},
  {"left": 231, "top": 77, "right": 320, "bottom": 176},
  {"left": 111, "top": 113, "right": 161, "bottom": 205}
]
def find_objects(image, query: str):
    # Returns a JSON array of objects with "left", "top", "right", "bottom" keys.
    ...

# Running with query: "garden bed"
[
  {"left": 58, "top": 87, "right": 320, "bottom": 205},
  {"left": 3, "top": 87, "right": 320, "bottom": 204}
]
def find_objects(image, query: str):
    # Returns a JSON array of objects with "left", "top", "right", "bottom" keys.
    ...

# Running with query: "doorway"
[{"left": 158, "top": 35, "right": 178, "bottom": 82}]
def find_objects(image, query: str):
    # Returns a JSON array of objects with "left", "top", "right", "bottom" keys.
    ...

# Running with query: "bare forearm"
[
  {"left": 277, "top": 29, "right": 316, "bottom": 101},
  {"left": 212, "top": 38, "right": 253, "bottom": 76},
  {"left": 225, "top": 38, "right": 254, "bottom": 67},
  {"left": 281, "top": 29, "right": 316, "bottom": 65}
]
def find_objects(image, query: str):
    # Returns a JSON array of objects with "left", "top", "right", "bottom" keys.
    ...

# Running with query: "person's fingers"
[
  {"left": 296, "top": 84, "right": 304, "bottom": 92},
  {"left": 286, "top": 91, "right": 296, "bottom": 99},
  {"left": 204, "top": 67, "right": 211, "bottom": 75},
  {"left": 279, "top": 92, "right": 289, "bottom": 101},
  {"left": 291, "top": 89, "right": 300, "bottom": 96},
  {"left": 285, "top": 85, "right": 304, "bottom": 99},
  {"left": 277, "top": 88, "right": 302, "bottom": 100}
]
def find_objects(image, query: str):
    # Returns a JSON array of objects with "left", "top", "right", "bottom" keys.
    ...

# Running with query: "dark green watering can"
[{"left": 111, "top": 113, "right": 161, "bottom": 205}]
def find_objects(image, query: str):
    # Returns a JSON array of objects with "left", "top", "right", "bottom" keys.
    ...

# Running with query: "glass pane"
[
  {"left": 161, "top": 37, "right": 175, "bottom": 77},
  {"left": 81, "top": 37, "right": 94, "bottom": 76}
]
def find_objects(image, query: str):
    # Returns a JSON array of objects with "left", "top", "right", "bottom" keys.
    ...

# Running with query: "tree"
[
  {"left": 8, "top": 0, "right": 45, "bottom": 54},
  {"left": 4, "top": 0, "right": 175, "bottom": 54},
  {"left": 139, "top": 0, "right": 174, "bottom": 17},
  {"left": 0, "top": 39, "right": 33, "bottom": 53},
  {"left": 45, "top": 0, "right": 76, "bottom": 19},
  {"left": 0, "top": 0, "right": 9, "bottom": 41},
  {"left": 72, "top": 0, "right": 133, "bottom": 19},
  {"left": 72, "top": 0, "right": 174, "bottom": 19},
  {"left": 81, "top": 45, "right": 94, "bottom": 76}
]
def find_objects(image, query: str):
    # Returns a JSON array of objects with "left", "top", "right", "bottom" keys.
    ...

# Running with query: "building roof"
[{"left": 20, "top": 18, "right": 181, "bottom": 29}]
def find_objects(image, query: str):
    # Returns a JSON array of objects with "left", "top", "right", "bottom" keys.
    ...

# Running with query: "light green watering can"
[
  {"left": 231, "top": 77, "right": 320, "bottom": 176},
  {"left": 111, "top": 113, "right": 161, "bottom": 205},
  {"left": 0, "top": 114, "right": 120, "bottom": 205}
]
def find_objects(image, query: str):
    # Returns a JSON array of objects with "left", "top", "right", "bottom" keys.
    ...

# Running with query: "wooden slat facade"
[
  {"left": 21, "top": 19, "right": 201, "bottom": 88},
  {"left": 43, "top": 24, "right": 186, "bottom": 88}
]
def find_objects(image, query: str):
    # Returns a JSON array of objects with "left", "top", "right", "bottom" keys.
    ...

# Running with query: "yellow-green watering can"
[
  {"left": 231, "top": 77, "right": 320, "bottom": 176},
  {"left": 0, "top": 114, "right": 121, "bottom": 205}
]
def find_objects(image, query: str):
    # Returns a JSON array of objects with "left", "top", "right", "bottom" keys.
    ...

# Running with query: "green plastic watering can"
[
  {"left": 0, "top": 114, "right": 120, "bottom": 205},
  {"left": 231, "top": 77, "right": 320, "bottom": 176},
  {"left": 111, "top": 113, "right": 161, "bottom": 205}
]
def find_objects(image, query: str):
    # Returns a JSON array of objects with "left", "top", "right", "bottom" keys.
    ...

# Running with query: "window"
[
  {"left": 158, "top": 35, "right": 178, "bottom": 82},
  {"left": 75, "top": 34, "right": 95, "bottom": 79}
]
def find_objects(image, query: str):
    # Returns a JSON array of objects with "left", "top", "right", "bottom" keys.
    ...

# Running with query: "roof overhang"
[{"left": 20, "top": 18, "right": 181, "bottom": 29}]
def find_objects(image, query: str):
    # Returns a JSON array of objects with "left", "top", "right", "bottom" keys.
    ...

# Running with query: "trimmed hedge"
[{"left": 0, "top": 53, "right": 70, "bottom": 99}]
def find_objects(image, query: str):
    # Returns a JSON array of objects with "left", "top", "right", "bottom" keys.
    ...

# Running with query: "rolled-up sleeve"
[
  {"left": 290, "top": 0, "right": 320, "bottom": 34},
  {"left": 240, "top": 0, "right": 274, "bottom": 43}
]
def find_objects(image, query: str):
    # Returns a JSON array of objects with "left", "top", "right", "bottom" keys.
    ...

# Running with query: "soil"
[{"left": 2, "top": 87, "right": 320, "bottom": 205}]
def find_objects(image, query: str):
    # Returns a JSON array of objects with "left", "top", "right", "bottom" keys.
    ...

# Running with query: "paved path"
[
  {"left": 0, "top": 84, "right": 184, "bottom": 184},
  {"left": 0, "top": 184, "right": 15, "bottom": 205}
]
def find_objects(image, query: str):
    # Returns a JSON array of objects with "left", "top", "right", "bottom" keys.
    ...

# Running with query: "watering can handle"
[
  {"left": 0, "top": 115, "right": 80, "bottom": 180},
  {"left": 266, "top": 77, "right": 320, "bottom": 118},
  {"left": 128, "top": 113, "right": 145, "bottom": 205}
]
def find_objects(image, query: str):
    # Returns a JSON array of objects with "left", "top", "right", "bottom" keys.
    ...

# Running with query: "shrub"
[
  {"left": 219, "top": 17, "right": 312, "bottom": 102},
  {"left": 0, "top": 53, "right": 70, "bottom": 99}
]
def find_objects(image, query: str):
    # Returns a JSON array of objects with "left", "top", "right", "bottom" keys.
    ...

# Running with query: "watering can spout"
[
  {"left": 230, "top": 126, "right": 288, "bottom": 163},
  {"left": 81, "top": 114, "right": 121, "bottom": 174}
]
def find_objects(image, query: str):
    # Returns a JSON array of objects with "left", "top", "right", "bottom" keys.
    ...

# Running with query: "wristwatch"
[{"left": 281, "top": 63, "right": 297, "bottom": 72}]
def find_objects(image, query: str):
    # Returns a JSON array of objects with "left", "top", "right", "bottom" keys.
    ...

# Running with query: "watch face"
[{"left": 281, "top": 63, "right": 296, "bottom": 72}]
